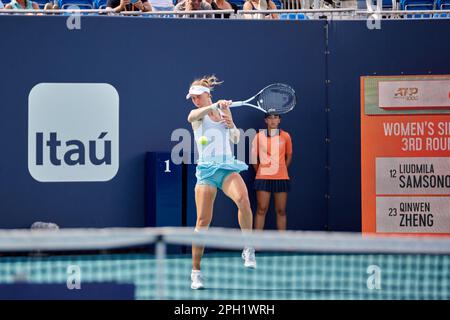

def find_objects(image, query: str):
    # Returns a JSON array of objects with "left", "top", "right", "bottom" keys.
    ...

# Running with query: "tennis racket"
[{"left": 224, "top": 83, "right": 296, "bottom": 114}]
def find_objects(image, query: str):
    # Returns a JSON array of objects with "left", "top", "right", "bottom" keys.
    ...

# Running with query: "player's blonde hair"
[{"left": 190, "top": 75, "right": 223, "bottom": 92}]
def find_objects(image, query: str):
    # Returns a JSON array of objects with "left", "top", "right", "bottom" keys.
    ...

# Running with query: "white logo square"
[{"left": 28, "top": 83, "right": 119, "bottom": 182}]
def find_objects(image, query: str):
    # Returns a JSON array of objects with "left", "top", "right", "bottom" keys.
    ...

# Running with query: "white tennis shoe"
[
  {"left": 242, "top": 247, "right": 257, "bottom": 269},
  {"left": 191, "top": 270, "right": 204, "bottom": 290}
]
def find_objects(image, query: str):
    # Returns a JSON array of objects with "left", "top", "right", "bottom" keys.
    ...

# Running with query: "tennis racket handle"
[{"left": 230, "top": 101, "right": 243, "bottom": 107}]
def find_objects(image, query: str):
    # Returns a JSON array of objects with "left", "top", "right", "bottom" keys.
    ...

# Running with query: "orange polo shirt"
[{"left": 251, "top": 130, "right": 293, "bottom": 180}]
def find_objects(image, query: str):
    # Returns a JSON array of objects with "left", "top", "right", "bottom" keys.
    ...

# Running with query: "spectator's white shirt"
[
  {"left": 0, "top": 1, "right": 4, "bottom": 9},
  {"left": 151, "top": 0, "right": 174, "bottom": 10}
]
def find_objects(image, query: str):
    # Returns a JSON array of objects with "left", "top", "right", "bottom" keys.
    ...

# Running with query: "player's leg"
[
  {"left": 221, "top": 172, "right": 256, "bottom": 268},
  {"left": 254, "top": 190, "right": 271, "bottom": 230},
  {"left": 221, "top": 172, "right": 252, "bottom": 230},
  {"left": 191, "top": 184, "right": 216, "bottom": 289},
  {"left": 274, "top": 191, "right": 288, "bottom": 231},
  {"left": 192, "top": 184, "right": 216, "bottom": 270}
]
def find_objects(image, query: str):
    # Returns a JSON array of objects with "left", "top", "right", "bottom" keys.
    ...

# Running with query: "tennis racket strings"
[{"left": 257, "top": 83, "right": 296, "bottom": 114}]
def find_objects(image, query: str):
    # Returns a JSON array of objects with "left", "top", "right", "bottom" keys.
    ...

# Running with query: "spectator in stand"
[
  {"left": 210, "top": 0, "right": 236, "bottom": 18},
  {"left": 243, "top": 0, "right": 278, "bottom": 19},
  {"left": 174, "top": 0, "right": 213, "bottom": 17},
  {"left": 43, "top": 0, "right": 59, "bottom": 10},
  {"left": 4, "top": 0, "right": 59, "bottom": 12},
  {"left": 5, "top": 0, "right": 39, "bottom": 10},
  {"left": 106, "top": 0, "right": 153, "bottom": 13}
]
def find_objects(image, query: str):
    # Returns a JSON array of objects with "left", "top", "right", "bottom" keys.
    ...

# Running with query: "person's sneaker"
[
  {"left": 242, "top": 247, "right": 257, "bottom": 269},
  {"left": 191, "top": 270, "right": 204, "bottom": 290}
]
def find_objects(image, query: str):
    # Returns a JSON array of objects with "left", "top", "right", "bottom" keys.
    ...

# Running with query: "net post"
[{"left": 155, "top": 234, "right": 166, "bottom": 300}]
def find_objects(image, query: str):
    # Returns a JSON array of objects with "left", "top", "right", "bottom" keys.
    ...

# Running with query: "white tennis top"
[{"left": 193, "top": 112, "right": 232, "bottom": 161}]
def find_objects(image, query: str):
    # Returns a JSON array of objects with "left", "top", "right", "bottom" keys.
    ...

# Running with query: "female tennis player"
[{"left": 186, "top": 75, "right": 256, "bottom": 290}]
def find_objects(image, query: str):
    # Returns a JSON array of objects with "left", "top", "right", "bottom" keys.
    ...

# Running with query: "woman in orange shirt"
[{"left": 251, "top": 114, "right": 292, "bottom": 230}]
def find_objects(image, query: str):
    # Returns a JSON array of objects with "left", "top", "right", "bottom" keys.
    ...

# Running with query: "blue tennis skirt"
[
  {"left": 196, "top": 155, "right": 248, "bottom": 189},
  {"left": 254, "top": 179, "right": 291, "bottom": 193}
]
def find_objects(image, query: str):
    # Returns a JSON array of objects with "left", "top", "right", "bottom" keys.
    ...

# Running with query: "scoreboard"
[{"left": 361, "top": 75, "right": 450, "bottom": 235}]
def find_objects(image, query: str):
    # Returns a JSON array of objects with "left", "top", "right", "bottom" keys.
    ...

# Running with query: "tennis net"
[{"left": 0, "top": 227, "right": 449, "bottom": 300}]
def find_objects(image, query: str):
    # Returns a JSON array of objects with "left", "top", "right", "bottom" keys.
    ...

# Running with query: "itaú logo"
[
  {"left": 28, "top": 83, "right": 119, "bottom": 182},
  {"left": 34, "top": 132, "right": 112, "bottom": 166}
]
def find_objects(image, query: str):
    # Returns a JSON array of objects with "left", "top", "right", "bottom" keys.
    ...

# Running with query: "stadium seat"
[
  {"left": 399, "top": 0, "right": 434, "bottom": 10},
  {"left": 371, "top": 0, "right": 397, "bottom": 9},
  {"left": 433, "top": 12, "right": 449, "bottom": 16},
  {"left": 272, "top": 0, "right": 282, "bottom": 8},
  {"left": 400, "top": 0, "right": 434, "bottom": 18},
  {"left": 433, "top": 0, "right": 450, "bottom": 17},
  {"left": 435, "top": 0, "right": 450, "bottom": 8},
  {"left": 93, "top": 0, "right": 107, "bottom": 8},
  {"left": 279, "top": 12, "right": 308, "bottom": 19},
  {"left": 58, "top": 0, "right": 93, "bottom": 9},
  {"left": 229, "top": 0, "right": 246, "bottom": 9}
]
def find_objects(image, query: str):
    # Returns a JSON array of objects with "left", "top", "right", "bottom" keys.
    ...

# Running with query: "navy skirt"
[{"left": 254, "top": 179, "right": 291, "bottom": 193}]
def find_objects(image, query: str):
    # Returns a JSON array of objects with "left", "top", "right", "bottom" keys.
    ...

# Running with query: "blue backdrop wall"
[
  {"left": 327, "top": 20, "right": 450, "bottom": 231},
  {"left": 0, "top": 16, "right": 449, "bottom": 230},
  {"left": 0, "top": 16, "right": 328, "bottom": 229}
]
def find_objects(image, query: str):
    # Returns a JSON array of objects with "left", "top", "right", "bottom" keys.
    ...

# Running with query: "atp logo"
[
  {"left": 28, "top": 83, "right": 119, "bottom": 182},
  {"left": 394, "top": 87, "right": 419, "bottom": 101}
]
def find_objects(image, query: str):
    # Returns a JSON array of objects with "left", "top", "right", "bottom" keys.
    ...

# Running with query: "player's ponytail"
[{"left": 191, "top": 75, "right": 223, "bottom": 92}]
